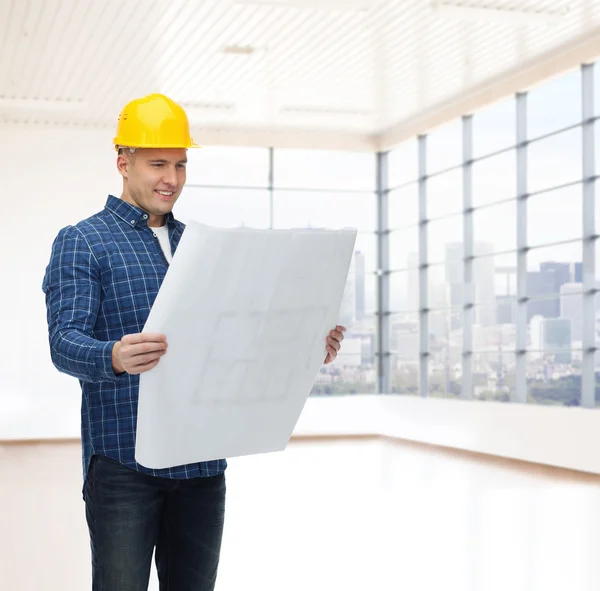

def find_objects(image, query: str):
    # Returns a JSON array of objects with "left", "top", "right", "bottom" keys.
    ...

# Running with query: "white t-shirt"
[{"left": 152, "top": 224, "right": 173, "bottom": 263}]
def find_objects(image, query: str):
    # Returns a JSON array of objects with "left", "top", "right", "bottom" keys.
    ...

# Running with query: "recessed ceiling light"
[{"left": 223, "top": 45, "right": 257, "bottom": 55}]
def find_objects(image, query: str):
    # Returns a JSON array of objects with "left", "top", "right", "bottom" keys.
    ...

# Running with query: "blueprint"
[{"left": 136, "top": 221, "right": 357, "bottom": 469}]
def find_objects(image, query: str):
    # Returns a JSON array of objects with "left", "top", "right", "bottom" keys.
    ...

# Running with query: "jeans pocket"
[{"left": 82, "top": 454, "right": 98, "bottom": 501}]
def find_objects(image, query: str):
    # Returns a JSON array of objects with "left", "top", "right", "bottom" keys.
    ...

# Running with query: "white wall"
[{"left": 2, "top": 126, "right": 123, "bottom": 419}]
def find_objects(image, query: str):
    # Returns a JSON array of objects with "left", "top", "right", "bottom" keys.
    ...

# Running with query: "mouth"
[{"left": 155, "top": 189, "right": 175, "bottom": 201}]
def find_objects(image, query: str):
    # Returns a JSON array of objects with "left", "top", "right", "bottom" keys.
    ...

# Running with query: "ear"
[{"left": 116, "top": 153, "right": 130, "bottom": 179}]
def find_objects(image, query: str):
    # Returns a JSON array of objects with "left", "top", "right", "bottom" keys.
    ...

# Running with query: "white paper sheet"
[{"left": 135, "top": 221, "right": 357, "bottom": 469}]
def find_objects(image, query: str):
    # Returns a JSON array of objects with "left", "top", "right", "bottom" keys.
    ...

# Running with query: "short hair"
[{"left": 117, "top": 146, "right": 137, "bottom": 162}]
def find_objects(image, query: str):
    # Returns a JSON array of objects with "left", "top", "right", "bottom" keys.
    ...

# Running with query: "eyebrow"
[{"left": 148, "top": 159, "right": 188, "bottom": 164}]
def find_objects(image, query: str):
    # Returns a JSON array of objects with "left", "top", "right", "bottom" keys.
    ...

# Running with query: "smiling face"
[{"left": 117, "top": 147, "right": 188, "bottom": 227}]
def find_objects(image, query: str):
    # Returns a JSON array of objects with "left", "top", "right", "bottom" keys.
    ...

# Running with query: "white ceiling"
[{"left": 1, "top": 0, "right": 600, "bottom": 150}]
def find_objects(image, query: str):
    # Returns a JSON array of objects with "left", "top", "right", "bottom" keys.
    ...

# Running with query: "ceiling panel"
[{"left": 0, "top": 0, "right": 599, "bottom": 148}]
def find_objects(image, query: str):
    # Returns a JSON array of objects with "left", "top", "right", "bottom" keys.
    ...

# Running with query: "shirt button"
[
  {"left": 143, "top": 214, "right": 148, "bottom": 219},
  {"left": 130, "top": 220, "right": 135, "bottom": 225}
]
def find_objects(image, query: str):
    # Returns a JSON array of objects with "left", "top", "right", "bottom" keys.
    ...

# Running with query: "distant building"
[
  {"left": 530, "top": 316, "right": 572, "bottom": 364},
  {"left": 354, "top": 251, "right": 366, "bottom": 321},
  {"left": 560, "top": 283, "right": 583, "bottom": 343}
]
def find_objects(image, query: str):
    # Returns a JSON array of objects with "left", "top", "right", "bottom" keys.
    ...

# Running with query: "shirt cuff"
[{"left": 95, "top": 340, "right": 126, "bottom": 382}]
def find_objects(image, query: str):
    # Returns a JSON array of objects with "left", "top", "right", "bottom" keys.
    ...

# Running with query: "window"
[
  {"left": 186, "top": 146, "right": 269, "bottom": 187},
  {"left": 380, "top": 66, "right": 592, "bottom": 405},
  {"left": 528, "top": 184, "right": 583, "bottom": 247},
  {"left": 472, "top": 149, "right": 516, "bottom": 206},
  {"left": 528, "top": 127, "right": 582, "bottom": 194},
  {"left": 428, "top": 215, "right": 463, "bottom": 266},
  {"left": 527, "top": 68, "right": 582, "bottom": 139},
  {"left": 527, "top": 352, "right": 581, "bottom": 407},
  {"left": 175, "top": 188, "right": 270, "bottom": 229},
  {"left": 426, "top": 119, "right": 463, "bottom": 174},
  {"left": 595, "top": 61, "right": 600, "bottom": 116},
  {"left": 428, "top": 308, "right": 462, "bottom": 400},
  {"left": 472, "top": 200, "right": 517, "bottom": 254},
  {"left": 390, "top": 312, "right": 419, "bottom": 395},
  {"left": 428, "top": 168, "right": 462, "bottom": 218},
  {"left": 390, "top": 269, "right": 416, "bottom": 313},
  {"left": 274, "top": 150, "right": 376, "bottom": 191},
  {"left": 527, "top": 242, "right": 582, "bottom": 298},
  {"left": 389, "top": 183, "right": 419, "bottom": 229},
  {"left": 389, "top": 139, "right": 419, "bottom": 187},
  {"left": 472, "top": 352, "right": 516, "bottom": 402},
  {"left": 272, "top": 191, "right": 375, "bottom": 232},
  {"left": 389, "top": 227, "right": 419, "bottom": 270},
  {"left": 473, "top": 96, "right": 516, "bottom": 158}
]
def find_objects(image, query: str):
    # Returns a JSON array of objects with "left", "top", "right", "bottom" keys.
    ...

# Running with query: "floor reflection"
[{"left": 149, "top": 438, "right": 600, "bottom": 591}]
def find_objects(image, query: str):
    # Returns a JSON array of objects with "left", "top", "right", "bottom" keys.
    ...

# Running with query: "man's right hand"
[{"left": 112, "top": 333, "right": 168, "bottom": 375}]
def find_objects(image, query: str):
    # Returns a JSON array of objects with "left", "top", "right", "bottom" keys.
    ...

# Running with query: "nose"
[{"left": 162, "top": 165, "right": 178, "bottom": 188}]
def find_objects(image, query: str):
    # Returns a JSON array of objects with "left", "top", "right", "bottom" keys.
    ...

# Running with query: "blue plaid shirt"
[{"left": 42, "top": 195, "right": 227, "bottom": 481}]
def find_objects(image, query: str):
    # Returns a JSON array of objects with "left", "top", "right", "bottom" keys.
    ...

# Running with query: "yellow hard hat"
[{"left": 113, "top": 93, "right": 199, "bottom": 151}]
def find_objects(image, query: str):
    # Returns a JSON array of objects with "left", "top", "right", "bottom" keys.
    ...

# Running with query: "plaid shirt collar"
[{"left": 105, "top": 194, "right": 176, "bottom": 229}]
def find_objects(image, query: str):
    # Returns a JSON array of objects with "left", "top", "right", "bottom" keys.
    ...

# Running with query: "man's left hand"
[{"left": 324, "top": 325, "right": 346, "bottom": 364}]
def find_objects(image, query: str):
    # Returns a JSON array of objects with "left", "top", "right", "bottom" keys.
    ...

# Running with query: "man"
[{"left": 42, "top": 93, "right": 346, "bottom": 591}]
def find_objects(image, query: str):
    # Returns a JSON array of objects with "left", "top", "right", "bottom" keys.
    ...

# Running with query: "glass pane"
[
  {"left": 473, "top": 96, "right": 516, "bottom": 157},
  {"left": 594, "top": 239, "right": 600, "bottom": 284},
  {"left": 473, "top": 200, "right": 517, "bottom": 253},
  {"left": 595, "top": 351, "right": 600, "bottom": 408},
  {"left": 187, "top": 146, "right": 268, "bottom": 187},
  {"left": 389, "top": 183, "right": 418, "bottom": 229},
  {"left": 429, "top": 308, "right": 462, "bottom": 398},
  {"left": 596, "top": 178, "right": 600, "bottom": 234},
  {"left": 441, "top": 242, "right": 463, "bottom": 308},
  {"left": 363, "top": 272, "right": 377, "bottom": 318},
  {"left": 472, "top": 305, "right": 517, "bottom": 348},
  {"left": 472, "top": 150, "right": 516, "bottom": 207},
  {"left": 390, "top": 264, "right": 450, "bottom": 312},
  {"left": 528, "top": 292, "right": 583, "bottom": 342},
  {"left": 486, "top": 252, "right": 518, "bottom": 298},
  {"left": 527, "top": 68, "right": 582, "bottom": 140},
  {"left": 389, "top": 138, "right": 419, "bottom": 187},
  {"left": 428, "top": 168, "right": 462, "bottom": 218},
  {"left": 528, "top": 127, "right": 582, "bottom": 194},
  {"left": 389, "top": 227, "right": 419, "bottom": 269},
  {"left": 391, "top": 357, "right": 419, "bottom": 395},
  {"left": 595, "top": 61, "right": 600, "bottom": 116},
  {"left": 527, "top": 351, "right": 581, "bottom": 406},
  {"left": 340, "top": 235, "right": 377, "bottom": 326},
  {"left": 174, "top": 188, "right": 270, "bottom": 228},
  {"left": 429, "top": 215, "right": 463, "bottom": 265},
  {"left": 596, "top": 124, "right": 600, "bottom": 185},
  {"left": 472, "top": 352, "right": 516, "bottom": 402},
  {"left": 443, "top": 248, "right": 498, "bottom": 311},
  {"left": 274, "top": 149, "right": 376, "bottom": 191},
  {"left": 427, "top": 118, "right": 462, "bottom": 174},
  {"left": 311, "top": 320, "right": 377, "bottom": 396},
  {"left": 528, "top": 184, "right": 583, "bottom": 247},
  {"left": 391, "top": 312, "right": 419, "bottom": 395},
  {"left": 391, "top": 312, "right": 419, "bottom": 357},
  {"left": 527, "top": 243, "right": 582, "bottom": 297},
  {"left": 273, "top": 191, "right": 375, "bottom": 232},
  {"left": 390, "top": 269, "right": 417, "bottom": 312}
]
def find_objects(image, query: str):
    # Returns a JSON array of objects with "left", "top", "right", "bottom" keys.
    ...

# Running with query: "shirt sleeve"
[{"left": 42, "top": 225, "right": 124, "bottom": 383}]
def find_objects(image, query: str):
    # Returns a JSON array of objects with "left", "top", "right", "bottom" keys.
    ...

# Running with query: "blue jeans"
[{"left": 83, "top": 454, "right": 226, "bottom": 591}]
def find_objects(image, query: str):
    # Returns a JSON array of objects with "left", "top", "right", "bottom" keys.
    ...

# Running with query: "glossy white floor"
[{"left": 2, "top": 437, "right": 600, "bottom": 590}]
